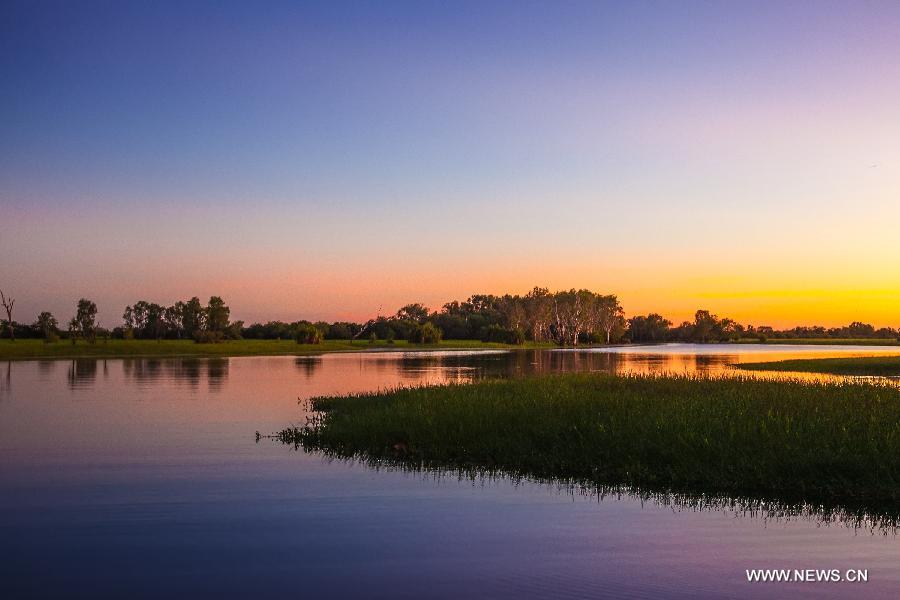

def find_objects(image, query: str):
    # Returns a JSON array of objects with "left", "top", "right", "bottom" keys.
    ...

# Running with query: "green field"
[
  {"left": 279, "top": 373, "right": 900, "bottom": 514},
  {"left": 0, "top": 338, "right": 552, "bottom": 361},
  {"left": 739, "top": 355, "right": 900, "bottom": 376},
  {"left": 5, "top": 337, "right": 897, "bottom": 361}
]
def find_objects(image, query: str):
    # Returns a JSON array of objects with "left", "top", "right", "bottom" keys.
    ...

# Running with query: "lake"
[{"left": 2, "top": 344, "right": 899, "bottom": 598}]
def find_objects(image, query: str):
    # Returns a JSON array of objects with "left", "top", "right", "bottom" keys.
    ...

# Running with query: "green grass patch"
[
  {"left": 734, "top": 338, "right": 900, "bottom": 346},
  {"left": 739, "top": 356, "right": 900, "bottom": 376},
  {"left": 0, "top": 338, "right": 550, "bottom": 361},
  {"left": 280, "top": 373, "right": 900, "bottom": 517}
]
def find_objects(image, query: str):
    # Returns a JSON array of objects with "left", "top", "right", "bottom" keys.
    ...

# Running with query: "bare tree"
[
  {"left": 498, "top": 294, "right": 527, "bottom": 331},
  {"left": 552, "top": 289, "right": 589, "bottom": 347},
  {"left": 352, "top": 305, "right": 383, "bottom": 343},
  {"left": 525, "top": 287, "right": 552, "bottom": 342},
  {"left": 596, "top": 294, "right": 625, "bottom": 344},
  {"left": 0, "top": 288, "right": 15, "bottom": 341}
]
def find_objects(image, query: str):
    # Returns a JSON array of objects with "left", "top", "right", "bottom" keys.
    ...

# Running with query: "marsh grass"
[
  {"left": 739, "top": 356, "right": 900, "bottom": 376},
  {"left": 277, "top": 373, "right": 900, "bottom": 523}
]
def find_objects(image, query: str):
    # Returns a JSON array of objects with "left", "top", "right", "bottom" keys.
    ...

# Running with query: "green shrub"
[
  {"left": 409, "top": 321, "right": 442, "bottom": 344},
  {"left": 295, "top": 324, "right": 322, "bottom": 344},
  {"left": 225, "top": 322, "right": 244, "bottom": 340},
  {"left": 482, "top": 324, "right": 524, "bottom": 344},
  {"left": 194, "top": 330, "right": 225, "bottom": 344}
]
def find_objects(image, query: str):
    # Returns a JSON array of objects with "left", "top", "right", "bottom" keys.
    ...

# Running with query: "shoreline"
[
  {"left": 0, "top": 339, "right": 556, "bottom": 362},
  {"left": 738, "top": 355, "right": 900, "bottom": 377},
  {"left": 2, "top": 338, "right": 899, "bottom": 363}
]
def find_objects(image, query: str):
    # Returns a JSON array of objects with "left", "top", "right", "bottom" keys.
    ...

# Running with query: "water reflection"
[
  {"left": 0, "top": 361, "right": 9, "bottom": 399},
  {"left": 38, "top": 360, "right": 56, "bottom": 377},
  {"left": 377, "top": 348, "right": 897, "bottom": 385},
  {"left": 206, "top": 358, "right": 228, "bottom": 391},
  {"left": 281, "top": 438, "right": 900, "bottom": 534},
  {"left": 5, "top": 347, "right": 900, "bottom": 598},
  {"left": 294, "top": 356, "right": 322, "bottom": 379},
  {"left": 266, "top": 345, "right": 900, "bottom": 532},
  {"left": 122, "top": 359, "right": 163, "bottom": 384},
  {"left": 12, "top": 345, "right": 900, "bottom": 396},
  {"left": 67, "top": 358, "right": 99, "bottom": 389},
  {"left": 119, "top": 358, "right": 230, "bottom": 390}
]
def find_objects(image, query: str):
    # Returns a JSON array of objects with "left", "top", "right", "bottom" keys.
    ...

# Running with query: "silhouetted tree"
[
  {"left": 295, "top": 323, "right": 322, "bottom": 344},
  {"left": 206, "top": 297, "right": 230, "bottom": 333},
  {"left": 182, "top": 297, "right": 204, "bottom": 338},
  {"left": 692, "top": 310, "right": 718, "bottom": 343},
  {"left": 67, "top": 317, "right": 79, "bottom": 344},
  {"left": 410, "top": 321, "right": 442, "bottom": 344},
  {"left": 628, "top": 313, "right": 672, "bottom": 343},
  {"left": 847, "top": 321, "right": 876, "bottom": 338},
  {"left": 76, "top": 299, "right": 98, "bottom": 343},
  {"left": 396, "top": 303, "right": 430, "bottom": 323},
  {"left": 164, "top": 303, "right": 184, "bottom": 338},
  {"left": 35, "top": 311, "right": 59, "bottom": 341},
  {"left": 0, "top": 288, "right": 15, "bottom": 341}
]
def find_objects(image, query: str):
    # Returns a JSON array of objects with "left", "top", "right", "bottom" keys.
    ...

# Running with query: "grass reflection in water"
[{"left": 269, "top": 373, "right": 900, "bottom": 532}]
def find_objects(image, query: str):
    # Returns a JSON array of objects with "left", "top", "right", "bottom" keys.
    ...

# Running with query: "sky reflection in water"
[{"left": 2, "top": 346, "right": 900, "bottom": 598}]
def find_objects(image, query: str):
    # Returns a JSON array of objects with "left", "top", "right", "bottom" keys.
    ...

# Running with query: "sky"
[{"left": 2, "top": 0, "right": 899, "bottom": 328}]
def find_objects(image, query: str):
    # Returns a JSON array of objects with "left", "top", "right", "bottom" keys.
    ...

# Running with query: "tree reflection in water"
[{"left": 294, "top": 356, "right": 323, "bottom": 379}]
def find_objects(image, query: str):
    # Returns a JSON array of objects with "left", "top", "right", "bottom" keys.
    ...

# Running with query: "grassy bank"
[
  {"left": 739, "top": 356, "right": 900, "bottom": 376},
  {"left": 282, "top": 373, "right": 900, "bottom": 511},
  {"left": 735, "top": 338, "right": 900, "bottom": 346},
  {"left": 0, "top": 338, "right": 552, "bottom": 361}
]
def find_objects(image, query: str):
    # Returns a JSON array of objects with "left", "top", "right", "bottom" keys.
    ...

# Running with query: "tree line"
[
  {"left": 0, "top": 284, "right": 898, "bottom": 345},
  {"left": 0, "top": 294, "right": 241, "bottom": 345},
  {"left": 627, "top": 311, "right": 900, "bottom": 343},
  {"left": 121, "top": 296, "right": 239, "bottom": 342},
  {"left": 241, "top": 288, "right": 625, "bottom": 346}
]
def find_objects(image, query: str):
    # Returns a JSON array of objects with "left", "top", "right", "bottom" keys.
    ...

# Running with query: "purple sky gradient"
[{"left": 2, "top": 1, "right": 899, "bottom": 327}]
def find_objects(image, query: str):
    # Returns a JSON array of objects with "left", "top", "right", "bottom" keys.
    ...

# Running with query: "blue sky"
[{"left": 2, "top": 1, "right": 899, "bottom": 326}]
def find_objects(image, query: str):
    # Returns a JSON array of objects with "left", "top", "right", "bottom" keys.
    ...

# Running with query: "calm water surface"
[{"left": 2, "top": 344, "right": 900, "bottom": 599}]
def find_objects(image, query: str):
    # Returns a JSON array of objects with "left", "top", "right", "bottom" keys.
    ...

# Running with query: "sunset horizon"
[
  {"left": 7, "top": 283, "right": 899, "bottom": 331},
  {"left": 3, "top": 3, "right": 900, "bottom": 598},
  {"left": 3, "top": 1, "right": 898, "bottom": 330}
]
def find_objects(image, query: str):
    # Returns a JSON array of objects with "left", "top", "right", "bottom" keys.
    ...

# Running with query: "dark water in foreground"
[{"left": 2, "top": 345, "right": 900, "bottom": 599}]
